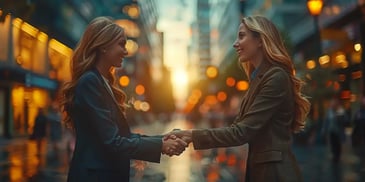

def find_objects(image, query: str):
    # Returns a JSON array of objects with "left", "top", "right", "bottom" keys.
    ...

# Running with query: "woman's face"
[
  {"left": 233, "top": 23, "right": 262, "bottom": 63},
  {"left": 101, "top": 36, "right": 128, "bottom": 68}
]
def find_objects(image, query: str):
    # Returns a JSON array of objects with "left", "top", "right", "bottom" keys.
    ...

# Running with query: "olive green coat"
[{"left": 192, "top": 62, "right": 303, "bottom": 182}]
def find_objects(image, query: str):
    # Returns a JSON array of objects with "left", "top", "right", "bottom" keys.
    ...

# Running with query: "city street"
[
  {"left": 0, "top": 114, "right": 364, "bottom": 182},
  {"left": 1, "top": 0, "right": 365, "bottom": 182}
]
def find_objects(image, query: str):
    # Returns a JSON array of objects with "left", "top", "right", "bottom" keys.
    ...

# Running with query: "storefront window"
[
  {"left": 48, "top": 39, "right": 72, "bottom": 81},
  {"left": 12, "top": 18, "right": 48, "bottom": 75},
  {"left": 0, "top": 14, "right": 10, "bottom": 62},
  {"left": 11, "top": 85, "right": 48, "bottom": 136},
  {"left": 11, "top": 85, "right": 26, "bottom": 135}
]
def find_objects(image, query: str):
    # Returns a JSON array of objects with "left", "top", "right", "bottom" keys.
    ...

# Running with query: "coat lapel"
[
  {"left": 92, "top": 69, "right": 126, "bottom": 118},
  {"left": 240, "top": 61, "right": 273, "bottom": 114}
]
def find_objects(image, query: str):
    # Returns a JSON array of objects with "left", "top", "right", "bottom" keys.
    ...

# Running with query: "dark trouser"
[{"left": 330, "top": 132, "right": 341, "bottom": 163}]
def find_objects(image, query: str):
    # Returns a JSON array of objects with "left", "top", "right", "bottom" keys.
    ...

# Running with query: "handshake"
[{"left": 161, "top": 129, "right": 193, "bottom": 156}]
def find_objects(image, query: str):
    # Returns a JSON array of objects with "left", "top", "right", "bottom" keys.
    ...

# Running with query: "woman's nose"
[{"left": 233, "top": 40, "right": 238, "bottom": 48}]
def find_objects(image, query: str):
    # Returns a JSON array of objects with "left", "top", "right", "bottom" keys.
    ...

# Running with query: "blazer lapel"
[
  {"left": 92, "top": 69, "right": 126, "bottom": 118},
  {"left": 240, "top": 61, "right": 273, "bottom": 114},
  {"left": 102, "top": 79, "right": 119, "bottom": 107}
]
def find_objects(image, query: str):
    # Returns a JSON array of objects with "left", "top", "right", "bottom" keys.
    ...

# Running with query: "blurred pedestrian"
[
  {"left": 32, "top": 108, "right": 47, "bottom": 156},
  {"left": 47, "top": 101, "right": 63, "bottom": 158},
  {"left": 60, "top": 16, "right": 187, "bottom": 182},
  {"left": 352, "top": 97, "right": 365, "bottom": 147},
  {"left": 322, "top": 98, "right": 348, "bottom": 163},
  {"left": 166, "top": 15, "right": 311, "bottom": 182}
]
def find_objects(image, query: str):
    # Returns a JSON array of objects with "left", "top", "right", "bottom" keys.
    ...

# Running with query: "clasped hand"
[{"left": 162, "top": 129, "right": 193, "bottom": 156}]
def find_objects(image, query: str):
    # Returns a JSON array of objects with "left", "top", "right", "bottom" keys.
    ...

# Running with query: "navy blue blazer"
[{"left": 67, "top": 69, "right": 163, "bottom": 182}]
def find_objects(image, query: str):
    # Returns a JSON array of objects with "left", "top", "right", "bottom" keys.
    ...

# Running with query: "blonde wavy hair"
[
  {"left": 241, "top": 16, "right": 310, "bottom": 133},
  {"left": 60, "top": 16, "right": 127, "bottom": 129}
]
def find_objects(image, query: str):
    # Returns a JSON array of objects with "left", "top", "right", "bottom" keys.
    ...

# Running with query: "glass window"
[
  {"left": 48, "top": 39, "right": 72, "bottom": 81},
  {"left": 0, "top": 15, "right": 11, "bottom": 62},
  {"left": 12, "top": 18, "right": 48, "bottom": 75}
]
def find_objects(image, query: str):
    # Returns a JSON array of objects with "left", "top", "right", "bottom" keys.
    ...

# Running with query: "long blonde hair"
[
  {"left": 60, "top": 16, "right": 127, "bottom": 129},
  {"left": 241, "top": 16, "right": 310, "bottom": 133}
]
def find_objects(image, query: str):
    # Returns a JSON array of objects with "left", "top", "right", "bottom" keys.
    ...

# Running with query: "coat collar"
[
  {"left": 239, "top": 60, "right": 273, "bottom": 114},
  {"left": 91, "top": 68, "right": 103, "bottom": 81},
  {"left": 251, "top": 60, "right": 272, "bottom": 81},
  {"left": 91, "top": 68, "right": 121, "bottom": 110}
]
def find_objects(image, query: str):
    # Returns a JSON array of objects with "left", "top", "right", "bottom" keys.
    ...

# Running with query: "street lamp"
[
  {"left": 307, "top": 0, "right": 323, "bottom": 57},
  {"left": 307, "top": 0, "right": 328, "bottom": 126}
]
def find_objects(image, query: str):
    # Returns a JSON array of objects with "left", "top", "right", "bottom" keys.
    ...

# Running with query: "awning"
[{"left": 0, "top": 65, "right": 59, "bottom": 90}]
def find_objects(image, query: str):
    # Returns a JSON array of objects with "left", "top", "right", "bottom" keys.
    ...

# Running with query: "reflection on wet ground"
[
  {"left": 0, "top": 118, "right": 364, "bottom": 182},
  {"left": 0, "top": 138, "right": 70, "bottom": 182}
]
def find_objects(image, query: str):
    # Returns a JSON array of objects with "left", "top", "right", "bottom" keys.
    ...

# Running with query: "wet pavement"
[
  {"left": 0, "top": 116, "right": 364, "bottom": 182},
  {"left": 0, "top": 137, "right": 70, "bottom": 182},
  {"left": 294, "top": 142, "right": 365, "bottom": 182}
]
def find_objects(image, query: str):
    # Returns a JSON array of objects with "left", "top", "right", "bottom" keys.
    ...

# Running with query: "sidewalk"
[
  {"left": 0, "top": 136, "right": 70, "bottom": 182},
  {"left": 294, "top": 142, "right": 365, "bottom": 182},
  {"left": 0, "top": 117, "right": 364, "bottom": 182}
]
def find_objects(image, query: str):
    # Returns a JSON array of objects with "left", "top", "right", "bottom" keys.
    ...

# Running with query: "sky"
[
  {"left": 156, "top": 0, "right": 196, "bottom": 68},
  {"left": 155, "top": 0, "right": 196, "bottom": 105}
]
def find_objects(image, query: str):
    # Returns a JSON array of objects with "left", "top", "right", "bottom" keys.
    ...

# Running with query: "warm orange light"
[
  {"left": 119, "top": 76, "right": 130, "bottom": 87},
  {"left": 307, "top": 0, "right": 323, "bottom": 16},
  {"left": 227, "top": 154, "right": 237, "bottom": 166},
  {"left": 188, "top": 96, "right": 199, "bottom": 104},
  {"left": 205, "top": 95, "right": 217, "bottom": 105},
  {"left": 192, "top": 89, "right": 202, "bottom": 98},
  {"left": 133, "top": 100, "right": 142, "bottom": 110},
  {"left": 21, "top": 22, "right": 38, "bottom": 37},
  {"left": 140, "top": 102, "right": 150, "bottom": 112},
  {"left": 32, "top": 89, "right": 47, "bottom": 108},
  {"left": 340, "top": 90, "right": 350, "bottom": 99},
  {"left": 206, "top": 66, "right": 218, "bottom": 79},
  {"left": 127, "top": 5, "right": 140, "bottom": 18},
  {"left": 226, "top": 77, "right": 236, "bottom": 87},
  {"left": 188, "top": 89, "right": 202, "bottom": 104},
  {"left": 318, "top": 55, "right": 330, "bottom": 66},
  {"left": 115, "top": 19, "right": 140, "bottom": 38},
  {"left": 217, "top": 91, "right": 227, "bottom": 102},
  {"left": 306, "top": 60, "right": 316, "bottom": 69},
  {"left": 12, "top": 18, "right": 23, "bottom": 28},
  {"left": 333, "top": 81, "right": 340, "bottom": 91},
  {"left": 354, "top": 43, "right": 361, "bottom": 52},
  {"left": 135, "top": 84, "right": 145, "bottom": 95},
  {"left": 351, "top": 71, "right": 362, "bottom": 79},
  {"left": 338, "top": 74, "right": 346, "bottom": 82},
  {"left": 125, "top": 39, "right": 139, "bottom": 57},
  {"left": 49, "top": 39, "right": 73, "bottom": 56},
  {"left": 9, "top": 155, "right": 23, "bottom": 181},
  {"left": 37, "top": 32, "right": 48, "bottom": 43},
  {"left": 236, "top": 80, "right": 249, "bottom": 91},
  {"left": 216, "top": 153, "right": 227, "bottom": 163},
  {"left": 325, "top": 80, "right": 333, "bottom": 87}
]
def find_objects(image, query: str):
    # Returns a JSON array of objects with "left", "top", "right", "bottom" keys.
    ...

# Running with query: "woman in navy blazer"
[
  {"left": 166, "top": 16, "right": 311, "bottom": 182},
  {"left": 61, "top": 17, "right": 187, "bottom": 182}
]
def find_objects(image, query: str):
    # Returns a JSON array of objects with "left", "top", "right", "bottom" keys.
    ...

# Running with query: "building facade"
[{"left": 0, "top": 14, "right": 72, "bottom": 138}]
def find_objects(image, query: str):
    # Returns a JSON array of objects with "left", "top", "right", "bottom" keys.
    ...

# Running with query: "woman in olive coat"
[{"left": 166, "top": 16, "right": 310, "bottom": 182}]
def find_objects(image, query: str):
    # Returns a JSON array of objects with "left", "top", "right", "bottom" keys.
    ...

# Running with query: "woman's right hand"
[
  {"left": 162, "top": 137, "right": 188, "bottom": 156},
  {"left": 164, "top": 129, "right": 193, "bottom": 144}
]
